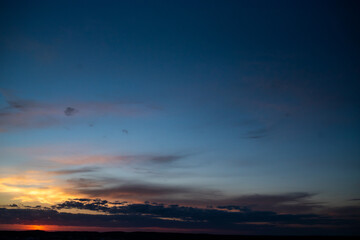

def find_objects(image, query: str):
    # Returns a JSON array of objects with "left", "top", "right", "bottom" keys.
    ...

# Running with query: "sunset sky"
[{"left": 0, "top": 0, "right": 359, "bottom": 235}]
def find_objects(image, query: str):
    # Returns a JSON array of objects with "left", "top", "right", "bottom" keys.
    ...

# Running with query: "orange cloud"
[{"left": 0, "top": 171, "right": 81, "bottom": 204}]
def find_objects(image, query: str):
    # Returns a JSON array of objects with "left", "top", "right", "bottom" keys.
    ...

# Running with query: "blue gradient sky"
[{"left": 0, "top": 0, "right": 359, "bottom": 235}]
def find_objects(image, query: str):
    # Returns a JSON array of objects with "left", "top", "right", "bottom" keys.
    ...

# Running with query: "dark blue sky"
[{"left": 0, "top": 0, "right": 359, "bottom": 235}]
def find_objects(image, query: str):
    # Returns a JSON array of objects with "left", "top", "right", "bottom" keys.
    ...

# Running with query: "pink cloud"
[{"left": 0, "top": 91, "right": 158, "bottom": 132}]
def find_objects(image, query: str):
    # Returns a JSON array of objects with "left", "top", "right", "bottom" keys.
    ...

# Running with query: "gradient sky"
[{"left": 0, "top": 0, "right": 359, "bottom": 235}]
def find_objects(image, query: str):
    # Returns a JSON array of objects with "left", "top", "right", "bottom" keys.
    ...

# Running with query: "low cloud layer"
[{"left": 1, "top": 198, "right": 359, "bottom": 235}]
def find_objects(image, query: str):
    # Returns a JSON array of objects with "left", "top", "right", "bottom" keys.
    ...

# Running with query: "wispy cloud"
[
  {"left": 0, "top": 90, "right": 158, "bottom": 132},
  {"left": 150, "top": 192, "right": 324, "bottom": 214},
  {"left": 48, "top": 167, "right": 98, "bottom": 175},
  {"left": 67, "top": 177, "right": 219, "bottom": 201},
  {"left": 149, "top": 155, "right": 187, "bottom": 164},
  {"left": 244, "top": 127, "right": 268, "bottom": 139},
  {"left": 216, "top": 192, "right": 324, "bottom": 214},
  {"left": 79, "top": 183, "right": 197, "bottom": 198},
  {"left": 66, "top": 178, "right": 115, "bottom": 188},
  {"left": 48, "top": 153, "right": 188, "bottom": 166}
]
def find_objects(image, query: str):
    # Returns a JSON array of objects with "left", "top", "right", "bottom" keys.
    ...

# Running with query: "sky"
[{"left": 0, "top": 0, "right": 359, "bottom": 235}]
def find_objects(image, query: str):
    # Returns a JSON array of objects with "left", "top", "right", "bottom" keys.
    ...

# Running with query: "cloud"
[
  {"left": 4, "top": 99, "right": 36, "bottom": 110},
  {"left": 234, "top": 117, "right": 279, "bottom": 140},
  {"left": 325, "top": 206, "right": 360, "bottom": 218},
  {"left": 245, "top": 127, "right": 268, "bottom": 139},
  {"left": 48, "top": 167, "right": 98, "bottom": 175},
  {"left": 80, "top": 184, "right": 184, "bottom": 198},
  {"left": 1, "top": 198, "right": 359, "bottom": 235},
  {"left": 72, "top": 198, "right": 92, "bottom": 202},
  {"left": 149, "top": 155, "right": 186, "bottom": 164},
  {"left": 154, "top": 192, "right": 323, "bottom": 214},
  {"left": 241, "top": 120, "right": 281, "bottom": 140},
  {"left": 48, "top": 155, "right": 131, "bottom": 165},
  {"left": 217, "top": 205, "right": 251, "bottom": 212},
  {"left": 66, "top": 176, "right": 321, "bottom": 213},
  {"left": 48, "top": 153, "right": 188, "bottom": 166},
  {"left": 0, "top": 93, "right": 59, "bottom": 132},
  {"left": 66, "top": 178, "right": 111, "bottom": 188},
  {"left": 64, "top": 176, "right": 220, "bottom": 202},
  {"left": 52, "top": 199, "right": 330, "bottom": 227},
  {"left": 64, "top": 107, "right": 78, "bottom": 116},
  {"left": 215, "top": 192, "right": 323, "bottom": 214},
  {"left": 77, "top": 182, "right": 215, "bottom": 200},
  {"left": 0, "top": 173, "right": 79, "bottom": 204},
  {"left": 0, "top": 169, "right": 323, "bottom": 212},
  {"left": 2, "top": 183, "right": 48, "bottom": 189},
  {"left": 230, "top": 192, "right": 315, "bottom": 205},
  {"left": 0, "top": 90, "right": 158, "bottom": 132},
  {"left": 54, "top": 199, "right": 111, "bottom": 212}
]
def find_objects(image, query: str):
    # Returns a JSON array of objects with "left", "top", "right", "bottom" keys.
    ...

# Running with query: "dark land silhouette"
[{"left": 0, "top": 231, "right": 358, "bottom": 240}]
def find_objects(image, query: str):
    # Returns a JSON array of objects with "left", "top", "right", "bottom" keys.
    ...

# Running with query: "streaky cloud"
[
  {"left": 67, "top": 177, "right": 219, "bottom": 200},
  {"left": 149, "top": 155, "right": 186, "bottom": 164},
  {"left": 0, "top": 91, "right": 159, "bottom": 132},
  {"left": 49, "top": 167, "right": 98, "bottom": 175},
  {"left": 79, "top": 183, "right": 204, "bottom": 198},
  {"left": 48, "top": 153, "right": 189, "bottom": 166}
]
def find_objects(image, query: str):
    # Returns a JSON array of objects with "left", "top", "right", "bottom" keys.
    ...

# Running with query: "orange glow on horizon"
[
  {"left": 0, "top": 224, "right": 52, "bottom": 231},
  {"left": 0, "top": 224, "right": 225, "bottom": 234},
  {"left": 26, "top": 225, "right": 48, "bottom": 231}
]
